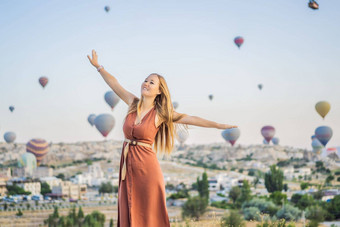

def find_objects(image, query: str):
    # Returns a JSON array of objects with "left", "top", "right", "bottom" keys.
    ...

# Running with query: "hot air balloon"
[
  {"left": 104, "top": 91, "right": 120, "bottom": 110},
  {"left": 104, "top": 6, "right": 110, "bottom": 12},
  {"left": 4, "top": 132, "right": 16, "bottom": 143},
  {"left": 9, "top": 106, "right": 15, "bottom": 112},
  {"left": 272, "top": 137, "right": 279, "bottom": 145},
  {"left": 88, "top": 114, "right": 96, "bottom": 127},
  {"left": 26, "top": 138, "right": 49, "bottom": 166},
  {"left": 258, "top": 84, "right": 263, "bottom": 90},
  {"left": 311, "top": 135, "right": 316, "bottom": 140},
  {"left": 221, "top": 128, "right": 240, "bottom": 146},
  {"left": 315, "top": 101, "right": 330, "bottom": 119},
  {"left": 176, "top": 128, "right": 189, "bottom": 147},
  {"left": 234, "top": 36, "right": 244, "bottom": 49},
  {"left": 18, "top": 152, "right": 37, "bottom": 176},
  {"left": 261, "top": 126, "right": 275, "bottom": 144},
  {"left": 263, "top": 139, "right": 269, "bottom": 145},
  {"left": 94, "top": 114, "right": 115, "bottom": 137},
  {"left": 308, "top": 0, "right": 319, "bottom": 10},
  {"left": 208, "top": 94, "right": 214, "bottom": 101},
  {"left": 311, "top": 138, "right": 323, "bottom": 154},
  {"left": 315, "top": 126, "right": 332, "bottom": 147},
  {"left": 173, "top": 102, "right": 179, "bottom": 110},
  {"left": 39, "top": 76, "right": 48, "bottom": 88}
]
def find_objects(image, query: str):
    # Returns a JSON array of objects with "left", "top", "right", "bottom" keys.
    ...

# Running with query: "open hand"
[
  {"left": 87, "top": 49, "right": 100, "bottom": 68},
  {"left": 218, "top": 124, "right": 238, "bottom": 129}
]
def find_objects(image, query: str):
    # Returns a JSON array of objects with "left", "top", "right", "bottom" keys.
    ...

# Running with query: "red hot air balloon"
[
  {"left": 234, "top": 36, "right": 244, "bottom": 49},
  {"left": 26, "top": 138, "right": 49, "bottom": 166},
  {"left": 39, "top": 76, "right": 48, "bottom": 88},
  {"left": 261, "top": 126, "right": 275, "bottom": 144}
]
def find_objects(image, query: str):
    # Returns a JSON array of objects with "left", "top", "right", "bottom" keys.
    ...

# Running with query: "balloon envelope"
[
  {"left": 18, "top": 152, "right": 37, "bottom": 176},
  {"left": 221, "top": 128, "right": 240, "bottom": 146},
  {"left": 315, "top": 126, "right": 332, "bottom": 147},
  {"left": 173, "top": 102, "right": 179, "bottom": 110},
  {"left": 4, "top": 132, "right": 16, "bottom": 143},
  {"left": 261, "top": 126, "right": 275, "bottom": 143},
  {"left": 258, "top": 84, "right": 263, "bottom": 90},
  {"left": 272, "top": 137, "right": 279, "bottom": 145},
  {"left": 104, "top": 6, "right": 110, "bottom": 12},
  {"left": 104, "top": 91, "right": 120, "bottom": 110},
  {"left": 263, "top": 139, "right": 269, "bottom": 145},
  {"left": 176, "top": 128, "right": 189, "bottom": 144},
  {"left": 39, "top": 76, "right": 48, "bottom": 88},
  {"left": 26, "top": 138, "right": 49, "bottom": 166},
  {"left": 208, "top": 94, "right": 213, "bottom": 101},
  {"left": 234, "top": 36, "right": 244, "bottom": 48},
  {"left": 311, "top": 138, "right": 323, "bottom": 154},
  {"left": 9, "top": 106, "right": 15, "bottom": 112},
  {"left": 315, "top": 101, "right": 330, "bottom": 119},
  {"left": 88, "top": 114, "right": 96, "bottom": 126},
  {"left": 94, "top": 114, "right": 115, "bottom": 137}
]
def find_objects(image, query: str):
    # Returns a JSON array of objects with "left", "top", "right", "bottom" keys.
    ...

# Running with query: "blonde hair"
[{"left": 125, "top": 73, "right": 186, "bottom": 155}]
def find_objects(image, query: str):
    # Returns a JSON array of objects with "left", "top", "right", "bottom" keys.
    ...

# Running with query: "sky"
[{"left": 0, "top": 0, "right": 339, "bottom": 150}]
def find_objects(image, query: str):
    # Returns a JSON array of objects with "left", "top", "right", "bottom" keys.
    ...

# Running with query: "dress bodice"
[{"left": 123, "top": 106, "right": 159, "bottom": 145}]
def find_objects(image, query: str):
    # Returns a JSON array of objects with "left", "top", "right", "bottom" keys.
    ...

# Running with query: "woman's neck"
[{"left": 141, "top": 97, "right": 155, "bottom": 111}]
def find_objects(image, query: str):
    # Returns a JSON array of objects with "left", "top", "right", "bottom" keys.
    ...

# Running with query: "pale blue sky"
[{"left": 0, "top": 0, "right": 339, "bottom": 149}]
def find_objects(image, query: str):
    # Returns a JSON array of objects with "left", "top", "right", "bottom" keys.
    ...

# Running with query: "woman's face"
[{"left": 141, "top": 74, "right": 161, "bottom": 98}]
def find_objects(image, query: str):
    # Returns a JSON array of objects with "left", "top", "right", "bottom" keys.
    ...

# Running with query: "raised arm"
[
  {"left": 87, "top": 50, "right": 137, "bottom": 106},
  {"left": 173, "top": 111, "right": 237, "bottom": 129}
]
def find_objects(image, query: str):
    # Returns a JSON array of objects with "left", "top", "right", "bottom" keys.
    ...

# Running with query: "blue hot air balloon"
[
  {"left": 88, "top": 114, "right": 96, "bottom": 127},
  {"left": 104, "top": 6, "right": 110, "bottom": 12},
  {"left": 315, "top": 126, "right": 332, "bottom": 147},
  {"left": 173, "top": 102, "right": 179, "bottom": 110},
  {"left": 104, "top": 91, "right": 120, "bottom": 110},
  {"left": 311, "top": 135, "right": 316, "bottom": 140},
  {"left": 311, "top": 138, "right": 323, "bottom": 154},
  {"left": 4, "top": 132, "right": 16, "bottom": 143},
  {"left": 272, "top": 137, "right": 279, "bottom": 145},
  {"left": 221, "top": 128, "right": 240, "bottom": 146},
  {"left": 18, "top": 152, "right": 37, "bottom": 176},
  {"left": 9, "top": 106, "right": 15, "bottom": 112},
  {"left": 263, "top": 139, "right": 269, "bottom": 145},
  {"left": 94, "top": 114, "right": 115, "bottom": 137}
]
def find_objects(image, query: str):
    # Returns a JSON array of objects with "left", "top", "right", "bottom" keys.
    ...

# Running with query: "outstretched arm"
[
  {"left": 173, "top": 111, "right": 237, "bottom": 129},
  {"left": 87, "top": 50, "right": 137, "bottom": 106}
]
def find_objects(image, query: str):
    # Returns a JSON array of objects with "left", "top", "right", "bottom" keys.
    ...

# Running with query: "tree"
[
  {"left": 16, "top": 209, "right": 23, "bottom": 217},
  {"left": 283, "top": 183, "right": 288, "bottom": 192},
  {"left": 56, "top": 173, "right": 65, "bottom": 180},
  {"left": 265, "top": 165, "right": 283, "bottom": 193},
  {"left": 300, "top": 182, "right": 309, "bottom": 190},
  {"left": 269, "top": 191, "right": 287, "bottom": 206},
  {"left": 276, "top": 204, "right": 301, "bottom": 221},
  {"left": 236, "top": 180, "right": 252, "bottom": 206},
  {"left": 253, "top": 177, "right": 260, "bottom": 189},
  {"left": 109, "top": 219, "right": 114, "bottom": 227},
  {"left": 326, "top": 195, "right": 340, "bottom": 219},
  {"left": 182, "top": 196, "right": 208, "bottom": 221},
  {"left": 220, "top": 210, "right": 245, "bottom": 227},
  {"left": 99, "top": 182, "right": 114, "bottom": 194},
  {"left": 229, "top": 186, "right": 241, "bottom": 204},
  {"left": 41, "top": 182, "right": 52, "bottom": 196},
  {"left": 197, "top": 172, "right": 209, "bottom": 202}
]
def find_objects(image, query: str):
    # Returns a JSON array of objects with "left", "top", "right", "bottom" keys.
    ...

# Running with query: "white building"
[
  {"left": 33, "top": 167, "right": 53, "bottom": 178},
  {"left": 7, "top": 178, "right": 41, "bottom": 195},
  {"left": 40, "top": 176, "right": 62, "bottom": 189},
  {"left": 71, "top": 163, "right": 107, "bottom": 186},
  {"left": 52, "top": 181, "right": 87, "bottom": 200},
  {"left": 283, "top": 167, "right": 312, "bottom": 180}
]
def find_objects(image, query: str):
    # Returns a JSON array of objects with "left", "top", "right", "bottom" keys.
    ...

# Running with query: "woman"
[{"left": 87, "top": 50, "right": 237, "bottom": 227}]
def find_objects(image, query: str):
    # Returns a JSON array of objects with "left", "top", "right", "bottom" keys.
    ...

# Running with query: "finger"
[{"left": 87, "top": 55, "right": 92, "bottom": 61}]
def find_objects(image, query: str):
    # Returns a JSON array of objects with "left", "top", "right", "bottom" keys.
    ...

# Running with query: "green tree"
[
  {"left": 109, "top": 219, "right": 114, "bottom": 227},
  {"left": 197, "top": 172, "right": 209, "bottom": 202},
  {"left": 99, "top": 182, "right": 114, "bottom": 194},
  {"left": 236, "top": 180, "right": 252, "bottom": 207},
  {"left": 41, "top": 182, "right": 52, "bottom": 196},
  {"left": 300, "top": 182, "right": 309, "bottom": 190},
  {"left": 229, "top": 186, "right": 241, "bottom": 204},
  {"left": 326, "top": 195, "right": 340, "bottom": 219},
  {"left": 269, "top": 191, "right": 287, "bottom": 206},
  {"left": 16, "top": 209, "right": 23, "bottom": 217},
  {"left": 220, "top": 210, "right": 245, "bottom": 227},
  {"left": 265, "top": 165, "right": 283, "bottom": 193},
  {"left": 182, "top": 196, "right": 208, "bottom": 221},
  {"left": 56, "top": 173, "right": 65, "bottom": 180},
  {"left": 283, "top": 183, "right": 288, "bottom": 192}
]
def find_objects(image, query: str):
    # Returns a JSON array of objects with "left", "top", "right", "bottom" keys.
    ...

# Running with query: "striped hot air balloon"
[
  {"left": 39, "top": 76, "right": 48, "bottom": 88},
  {"left": 26, "top": 138, "right": 49, "bottom": 166}
]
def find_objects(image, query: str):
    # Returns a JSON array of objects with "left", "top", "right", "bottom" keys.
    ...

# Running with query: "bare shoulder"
[{"left": 155, "top": 113, "right": 163, "bottom": 128}]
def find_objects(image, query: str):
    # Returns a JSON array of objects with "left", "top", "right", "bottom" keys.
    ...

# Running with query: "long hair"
[{"left": 125, "top": 73, "right": 186, "bottom": 155}]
